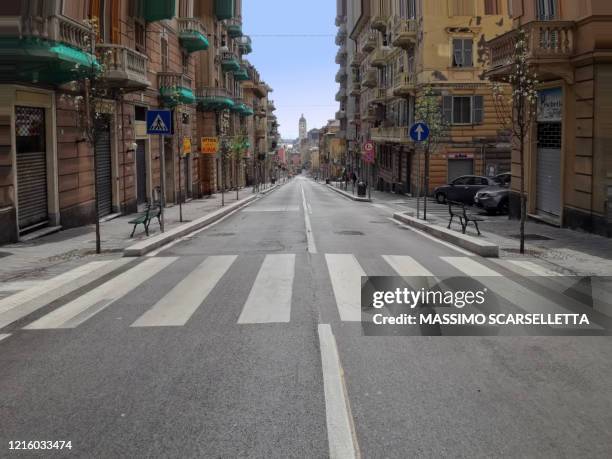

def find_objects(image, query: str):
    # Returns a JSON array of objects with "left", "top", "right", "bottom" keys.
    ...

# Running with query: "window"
[
  {"left": 484, "top": 0, "right": 500, "bottom": 14},
  {"left": 135, "top": 106, "right": 147, "bottom": 122},
  {"left": 453, "top": 176, "right": 469, "bottom": 185},
  {"left": 449, "top": 0, "right": 475, "bottom": 16},
  {"left": 442, "top": 95, "right": 484, "bottom": 124},
  {"left": 182, "top": 52, "right": 190, "bottom": 75},
  {"left": 536, "top": 0, "right": 557, "bottom": 20},
  {"left": 399, "top": 0, "right": 417, "bottom": 18},
  {"left": 452, "top": 38, "right": 473, "bottom": 67},
  {"left": 135, "top": 20, "right": 146, "bottom": 53},
  {"left": 161, "top": 36, "right": 168, "bottom": 71}
]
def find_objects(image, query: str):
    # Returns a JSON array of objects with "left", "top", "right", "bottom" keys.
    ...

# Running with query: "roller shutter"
[{"left": 95, "top": 118, "right": 113, "bottom": 217}]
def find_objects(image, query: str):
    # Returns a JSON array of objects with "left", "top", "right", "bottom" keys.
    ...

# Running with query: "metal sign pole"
[
  {"left": 416, "top": 146, "right": 421, "bottom": 220},
  {"left": 160, "top": 135, "right": 166, "bottom": 232}
]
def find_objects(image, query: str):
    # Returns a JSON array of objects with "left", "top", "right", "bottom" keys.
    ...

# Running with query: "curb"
[
  {"left": 259, "top": 183, "right": 280, "bottom": 195},
  {"left": 326, "top": 184, "right": 372, "bottom": 202},
  {"left": 123, "top": 194, "right": 259, "bottom": 257},
  {"left": 393, "top": 212, "right": 499, "bottom": 258}
]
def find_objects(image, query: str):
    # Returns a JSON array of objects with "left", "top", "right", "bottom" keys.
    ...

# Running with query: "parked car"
[
  {"left": 434, "top": 175, "right": 499, "bottom": 206},
  {"left": 474, "top": 173, "right": 511, "bottom": 215}
]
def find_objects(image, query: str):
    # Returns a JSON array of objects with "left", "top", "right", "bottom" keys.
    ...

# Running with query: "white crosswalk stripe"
[
  {"left": 132, "top": 256, "right": 237, "bottom": 327},
  {"left": 383, "top": 255, "right": 434, "bottom": 277},
  {"left": 441, "top": 257, "right": 603, "bottom": 330},
  {"left": 25, "top": 258, "right": 176, "bottom": 330},
  {"left": 0, "top": 333, "right": 10, "bottom": 342},
  {"left": 0, "top": 260, "right": 130, "bottom": 330},
  {"left": 325, "top": 254, "right": 366, "bottom": 322},
  {"left": 238, "top": 254, "right": 296, "bottom": 324}
]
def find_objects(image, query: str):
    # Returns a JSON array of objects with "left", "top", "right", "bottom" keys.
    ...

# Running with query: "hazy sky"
[{"left": 242, "top": 0, "right": 337, "bottom": 139}]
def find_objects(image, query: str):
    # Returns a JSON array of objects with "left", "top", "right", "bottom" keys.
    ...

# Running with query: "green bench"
[{"left": 129, "top": 204, "right": 161, "bottom": 238}]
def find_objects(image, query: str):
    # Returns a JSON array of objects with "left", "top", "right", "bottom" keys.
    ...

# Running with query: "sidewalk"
[
  {"left": 326, "top": 181, "right": 612, "bottom": 276},
  {"left": 0, "top": 186, "right": 273, "bottom": 284}
]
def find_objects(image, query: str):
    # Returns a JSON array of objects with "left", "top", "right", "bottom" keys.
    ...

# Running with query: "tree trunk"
[{"left": 519, "top": 140, "right": 526, "bottom": 254}]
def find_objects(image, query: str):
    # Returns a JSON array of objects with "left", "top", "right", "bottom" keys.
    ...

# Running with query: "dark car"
[
  {"left": 474, "top": 173, "right": 511, "bottom": 214},
  {"left": 434, "top": 175, "right": 499, "bottom": 206}
]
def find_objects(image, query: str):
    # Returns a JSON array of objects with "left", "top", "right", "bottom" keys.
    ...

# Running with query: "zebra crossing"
[{"left": 0, "top": 253, "right": 607, "bottom": 335}]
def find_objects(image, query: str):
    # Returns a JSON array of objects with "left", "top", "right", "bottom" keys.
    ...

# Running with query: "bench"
[
  {"left": 128, "top": 203, "right": 161, "bottom": 238},
  {"left": 447, "top": 201, "right": 485, "bottom": 236}
]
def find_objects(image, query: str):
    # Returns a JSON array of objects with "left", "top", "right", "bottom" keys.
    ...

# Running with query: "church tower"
[{"left": 299, "top": 114, "right": 307, "bottom": 141}]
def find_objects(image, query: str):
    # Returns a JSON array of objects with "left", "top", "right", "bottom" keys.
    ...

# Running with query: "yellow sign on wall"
[
  {"left": 182, "top": 137, "right": 192, "bottom": 156},
  {"left": 201, "top": 137, "right": 219, "bottom": 154}
]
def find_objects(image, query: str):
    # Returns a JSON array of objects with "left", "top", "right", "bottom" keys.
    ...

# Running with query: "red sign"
[{"left": 362, "top": 140, "right": 375, "bottom": 164}]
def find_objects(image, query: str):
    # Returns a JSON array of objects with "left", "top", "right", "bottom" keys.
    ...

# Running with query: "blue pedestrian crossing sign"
[
  {"left": 409, "top": 122, "right": 430, "bottom": 142},
  {"left": 146, "top": 109, "right": 173, "bottom": 135}
]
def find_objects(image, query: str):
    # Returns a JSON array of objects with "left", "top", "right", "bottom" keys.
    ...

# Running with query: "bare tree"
[{"left": 491, "top": 28, "right": 539, "bottom": 254}]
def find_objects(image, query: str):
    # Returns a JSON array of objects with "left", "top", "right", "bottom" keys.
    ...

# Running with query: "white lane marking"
[
  {"left": 25, "top": 258, "right": 176, "bottom": 330},
  {"left": 318, "top": 324, "right": 359, "bottom": 459},
  {"left": 325, "top": 254, "right": 366, "bottom": 322},
  {"left": 0, "top": 281, "right": 40, "bottom": 293},
  {"left": 237, "top": 254, "right": 296, "bottom": 324},
  {"left": 388, "top": 218, "right": 475, "bottom": 257},
  {"left": 132, "top": 256, "right": 237, "bottom": 327},
  {"left": 0, "top": 334, "right": 11, "bottom": 343},
  {"left": 0, "top": 260, "right": 130, "bottom": 329},
  {"left": 442, "top": 257, "right": 602, "bottom": 329},
  {"left": 505, "top": 260, "right": 562, "bottom": 277},
  {"left": 301, "top": 184, "right": 318, "bottom": 254},
  {"left": 242, "top": 205, "right": 299, "bottom": 212},
  {"left": 382, "top": 255, "right": 434, "bottom": 277},
  {"left": 146, "top": 198, "right": 258, "bottom": 257}
]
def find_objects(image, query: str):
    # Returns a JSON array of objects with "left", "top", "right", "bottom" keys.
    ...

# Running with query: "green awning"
[
  {"left": 221, "top": 57, "right": 240, "bottom": 73},
  {"left": 179, "top": 30, "right": 209, "bottom": 53},
  {"left": 197, "top": 95, "right": 235, "bottom": 112},
  {"left": 160, "top": 86, "right": 196, "bottom": 106},
  {"left": 0, "top": 37, "right": 98, "bottom": 85},
  {"left": 233, "top": 67, "right": 249, "bottom": 81}
]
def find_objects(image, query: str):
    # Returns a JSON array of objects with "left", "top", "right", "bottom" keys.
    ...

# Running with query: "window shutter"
[
  {"left": 443, "top": 96, "right": 453, "bottom": 124},
  {"left": 464, "top": 39, "right": 473, "bottom": 67},
  {"left": 473, "top": 96, "right": 484, "bottom": 124},
  {"left": 111, "top": 0, "right": 120, "bottom": 44}
]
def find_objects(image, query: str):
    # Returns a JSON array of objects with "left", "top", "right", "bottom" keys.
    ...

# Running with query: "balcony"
[
  {"left": 221, "top": 51, "right": 241, "bottom": 72},
  {"left": 231, "top": 98, "right": 254, "bottom": 116},
  {"left": 362, "top": 69, "right": 377, "bottom": 88},
  {"left": 225, "top": 18, "right": 243, "bottom": 38},
  {"left": 256, "top": 125, "right": 267, "bottom": 139},
  {"left": 196, "top": 87, "right": 235, "bottom": 112},
  {"left": 361, "top": 107, "right": 376, "bottom": 122},
  {"left": 361, "top": 31, "right": 377, "bottom": 53},
  {"left": 335, "top": 110, "right": 346, "bottom": 120},
  {"left": 370, "top": 87, "right": 389, "bottom": 105},
  {"left": 143, "top": 0, "right": 175, "bottom": 22},
  {"left": 486, "top": 21, "right": 575, "bottom": 81},
  {"left": 335, "top": 15, "right": 346, "bottom": 27},
  {"left": 349, "top": 82, "right": 361, "bottom": 96},
  {"left": 335, "top": 46, "right": 347, "bottom": 64},
  {"left": 335, "top": 67, "right": 347, "bottom": 82},
  {"left": 371, "top": 126, "right": 411, "bottom": 144},
  {"left": 267, "top": 100, "right": 276, "bottom": 111},
  {"left": 371, "top": 46, "right": 391, "bottom": 67},
  {"left": 253, "top": 82, "right": 267, "bottom": 98},
  {"left": 371, "top": 14, "right": 389, "bottom": 32},
  {"left": 391, "top": 17, "right": 417, "bottom": 49},
  {"left": 392, "top": 71, "right": 416, "bottom": 97},
  {"left": 215, "top": 0, "right": 235, "bottom": 20},
  {"left": 96, "top": 44, "right": 149, "bottom": 90},
  {"left": 0, "top": 15, "right": 97, "bottom": 85},
  {"left": 177, "top": 18, "right": 209, "bottom": 53},
  {"left": 335, "top": 88, "right": 347, "bottom": 101},
  {"left": 158, "top": 73, "right": 195, "bottom": 106},
  {"left": 238, "top": 35, "right": 253, "bottom": 54},
  {"left": 335, "top": 24, "right": 347, "bottom": 45}
]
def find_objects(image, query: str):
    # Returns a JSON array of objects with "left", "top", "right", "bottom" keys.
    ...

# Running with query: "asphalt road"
[{"left": 1, "top": 176, "right": 611, "bottom": 458}]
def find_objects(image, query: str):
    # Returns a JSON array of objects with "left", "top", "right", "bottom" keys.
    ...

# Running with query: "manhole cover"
[
  {"left": 208, "top": 233, "right": 236, "bottom": 237},
  {"left": 510, "top": 234, "right": 552, "bottom": 241},
  {"left": 335, "top": 230, "right": 364, "bottom": 236}
]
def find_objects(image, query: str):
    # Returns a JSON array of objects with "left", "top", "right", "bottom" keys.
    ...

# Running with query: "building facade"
[
  {"left": 337, "top": 0, "right": 512, "bottom": 195},
  {"left": 486, "top": 0, "right": 612, "bottom": 236},
  {"left": 0, "top": 0, "right": 277, "bottom": 244}
]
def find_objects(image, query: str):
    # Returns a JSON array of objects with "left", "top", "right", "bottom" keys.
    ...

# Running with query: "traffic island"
[
  {"left": 393, "top": 212, "right": 499, "bottom": 258},
  {"left": 123, "top": 194, "right": 259, "bottom": 257},
  {"left": 326, "top": 184, "right": 372, "bottom": 202}
]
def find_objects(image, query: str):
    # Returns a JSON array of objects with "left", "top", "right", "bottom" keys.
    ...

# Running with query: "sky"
[{"left": 242, "top": 0, "right": 338, "bottom": 140}]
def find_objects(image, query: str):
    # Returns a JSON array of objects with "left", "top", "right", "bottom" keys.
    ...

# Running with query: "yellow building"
[
  {"left": 486, "top": 0, "right": 612, "bottom": 236},
  {"left": 341, "top": 0, "right": 512, "bottom": 194}
]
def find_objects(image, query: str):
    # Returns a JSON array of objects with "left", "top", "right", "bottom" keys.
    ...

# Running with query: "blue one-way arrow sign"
[
  {"left": 146, "top": 109, "right": 173, "bottom": 135},
  {"left": 409, "top": 122, "right": 430, "bottom": 142}
]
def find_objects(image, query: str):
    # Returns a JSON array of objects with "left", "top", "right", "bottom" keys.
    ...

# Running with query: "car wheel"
[
  {"left": 436, "top": 193, "right": 446, "bottom": 204},
  {"left": 498, "top": 199, "right": 509, "bottom": 214}
]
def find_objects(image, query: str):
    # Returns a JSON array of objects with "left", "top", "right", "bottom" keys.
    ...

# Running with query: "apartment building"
[
  {"left": 0, "top": 0, "right": 276, "bottom": 244},
  {"left": 339, "top": 0, "right": 512, "bottom": 194},
  {"left": 485, "top": 0, "right": 612, "bottom": 236}
]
